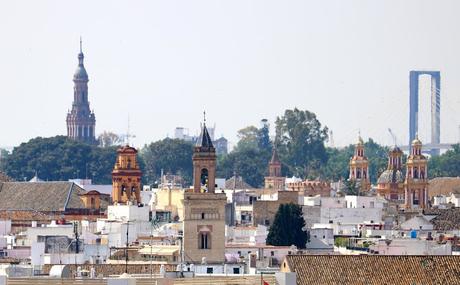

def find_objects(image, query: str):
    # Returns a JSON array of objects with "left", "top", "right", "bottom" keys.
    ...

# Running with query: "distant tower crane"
[
  {"left": 329, "top": 130, "right": 335, "bottom": 148},
  {"left": 388, "top": 128, "right": 398, "bottom": 146}
]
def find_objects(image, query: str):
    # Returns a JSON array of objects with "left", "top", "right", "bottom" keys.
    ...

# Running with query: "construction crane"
[
  {"left": 388, "top": 128, "right": 398, "bottom": 146},
  {"left": 329, "top": 130, "right": 335, "bottom": 148}
]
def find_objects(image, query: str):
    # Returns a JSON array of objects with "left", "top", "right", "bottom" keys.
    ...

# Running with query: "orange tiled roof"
[{"left": 283, "top": 255, "right": 460, "bottom": 285}]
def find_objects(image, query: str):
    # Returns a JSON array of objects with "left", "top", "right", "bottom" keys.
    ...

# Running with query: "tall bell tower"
[
  {"left": 66, "top": 38, "right": 97, "bottom": 145},
  {"left": 112, "top": 145, "right": 142, "bottom": 204},
  {"left": 264, "top": 147, "right": 285, "bottom": 190},
  {"left": 192, "top": 120, "right": 216, "bottom": 193},
  {"left": 404, "top": 135, "right": 428, "bottom": 209},
  {"left": 183, "top": 114, "right": 227, "bottom": 264},
  {"left": 349, "top": 134, "right": 371, "bottom": 193}
]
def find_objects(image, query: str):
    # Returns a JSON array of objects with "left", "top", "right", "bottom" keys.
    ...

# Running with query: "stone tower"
[
  {"left": 349, "top": 135, "right": 371, "bottom": 193},
  {"left": 404, "top": 135, "right": 428, "bottom": 209},
  {"left": 376, "top": 146, "right": 405, "bottom": 203},
  {"left": 264, "top": 148, "right": 285, "bottom": 190},
  {"left": 192, "top": 123, "right": 216, "bottom": 193},
  {"left": 66, "top": 39, "right": 96, "bottom": 145},
  {"left": 112, "top": 145, "right": 142, "bottom": 204},
  {"left": 183, "top": 118, "right": 227, "bottom": 264}
]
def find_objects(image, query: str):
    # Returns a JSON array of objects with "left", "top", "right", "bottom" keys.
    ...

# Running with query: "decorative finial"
[
  {"left": 203, "top": 110, "right": 206, "bottom": 125},
  {"left": 80, "top": 36, "right": 82, "bottom": 53},
  {"left": 357, "top": 130, "right": 363, "bottom": 145}
]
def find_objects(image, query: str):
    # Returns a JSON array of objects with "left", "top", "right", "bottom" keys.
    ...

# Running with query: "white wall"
[
  {"left": 307, "top": 228, "right": 334, "bottom": 249},
  {"left": 107, "top": 205, "right": 150, "bottom": 222},
  {"left": 31, "top": 242, "right": 45, "bottom": 266},
  {"left": 26, "top": 225, "right": 74, "bottom": 246},
  {"left": 0, "top": 220, "right": 11, "bottom": 236},
  {"left": 320, "top": 207, "right": 383, "bottom": 225},
  {"left": 372, "top": 239, "right": 452, "bottom": 255}
]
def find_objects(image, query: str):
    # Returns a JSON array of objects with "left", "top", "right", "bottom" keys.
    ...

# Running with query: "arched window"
[
  {"left": 200, "top": 168, "right": 209, "bottom": 192},
  {"left": 357, "top": 169, "right": 361, "bottom": 179},
  {"left": 121, "top": 185, "right": 127, "bottom": 195},
  {"left": 199, "top": 232, "right": 211, "bottom": 249},
  {"left": 90, "top": 197, "right": 96, "bottom": 209},
  {"left": 414, "top": 167, "right": 419, "bottom": 179}
]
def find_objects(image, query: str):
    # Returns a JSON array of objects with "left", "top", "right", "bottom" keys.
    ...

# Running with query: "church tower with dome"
[
  {"left": 66, "top": 39, "right": 97, "bottom": 145},
  {"left": 376, "top": 145, "right": 405, "bottom": 203},
  {"left": 404, "top": 135, "right": 428, "bottom": 209},
  {"left": 348, "top": 134, "right": 371, "bottom": 193}
]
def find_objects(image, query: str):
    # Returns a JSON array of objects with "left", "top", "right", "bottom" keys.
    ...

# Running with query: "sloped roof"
[
  {"left": 197, "top": 124, "right": 214, "bottom": 148},
  {"left": 427, "top": 208, "right": 460, "bottom": 231},
  {"left": 0, "top": 182, "right": 86, "bottom": 211},
  {"left": 428, "top": 177, "right": 460, "bottom": 198},
  {"left": 225, "top": 176, "right": 253, "bottom": 189},
  {"left": 283, "top": 255, "right": 460, "bottom": 285},
  {"left": 270, "top": 148, "right": 281, "bottom": 164}
]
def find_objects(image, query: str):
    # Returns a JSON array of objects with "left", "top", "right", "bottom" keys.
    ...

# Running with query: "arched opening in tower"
[{"left": 200, "top": 168, "right": 209, "bottom": 192}]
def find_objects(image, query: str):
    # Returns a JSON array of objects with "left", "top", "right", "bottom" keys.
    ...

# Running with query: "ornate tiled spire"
[{"left": 66, "top": 38, "right": 96, "bottom": 145}]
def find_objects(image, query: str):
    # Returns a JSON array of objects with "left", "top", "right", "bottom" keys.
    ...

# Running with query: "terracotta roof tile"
[
  {"left": 283, "top": 255, "right": 460, "bottom": 285},
  {"left": 0, "top": 182, "right": 85, "bottom": 211}
]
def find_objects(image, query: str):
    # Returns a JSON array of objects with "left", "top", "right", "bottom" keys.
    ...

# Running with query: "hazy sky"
[{"left": 1, "top": 0, "right": 460, "bottom": 149}]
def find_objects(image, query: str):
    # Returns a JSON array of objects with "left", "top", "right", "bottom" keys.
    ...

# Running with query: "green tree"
[
  {"left": 266, "top": 203, "right": 308, "bottom": 248},
  {"left": 341, "top": 179, "right": 359, "bottom": 196},
  {"left": 217, "top": 147, "right": 268, "bottom": 187},
  {"left": 235, "top": 126, "right": 259, "bottom": 151},
  {"left": 3, "top": 136, "right": 117, "bottom": 184},
  {"left": 275, "top": 108, "right": 328, "bottom": 179},
  {"left": 0, "top": 148, "right": 9, "bottom": 172},
  {"left": 98, "top": 131, "right": 123, "bottom": 147},
  {"left": 217, "top": 121, "right": 273, "bottom": 187},
  {"left": 321, "top": 138, "right": 388, "bottom": 184},
  {"left": 257, "top": 119, "right": 272, "bottom": 153},
  {"left": 429, "top": 144, "right": 460, "bottom": 178},
  {"left": 140, "top": 138, "right": 194, "bottom": 186},
  {"left": 365, "top": 138, "right": 389, "bottom": 184}
]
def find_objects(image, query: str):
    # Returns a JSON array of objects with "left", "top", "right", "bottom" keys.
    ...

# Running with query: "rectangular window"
[{"left": 207, "top": 267, "right": 213, "bottom": 274}]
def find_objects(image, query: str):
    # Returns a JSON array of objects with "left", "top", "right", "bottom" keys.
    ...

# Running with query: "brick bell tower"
[
  {"left": 112, "top": 145, "right": 142, "bottom": 204},
  {"left": 264, "top": 147, "right": 285, "bottom": 190},
  {"left": 183, "top": 114, "right": 227, "bottom": 264},
  {"left": 66, "top": 38, "right": 97, "bottom": 145}
]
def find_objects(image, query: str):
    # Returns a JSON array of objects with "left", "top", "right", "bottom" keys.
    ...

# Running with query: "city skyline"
[{"left": 1, "top": 0, "right": 460, "bottom": 149}]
